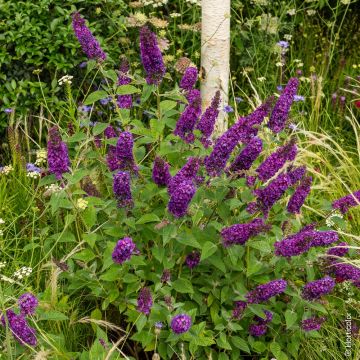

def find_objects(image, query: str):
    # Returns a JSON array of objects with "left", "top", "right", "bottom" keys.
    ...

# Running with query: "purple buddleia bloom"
[
  {"left": 137, "top": 287, "right": 153, "bottom": 316},
  {"left": 180, "top": 67, "right": 198, "bottom": 91},
  {"left": 72, "top": 12, "right": 106, "bottom": 61},
  {"left": 1, "top": 310, "right": 37, "bottom": 346},
  {"left": 205, "top": 118, "right": 257, "bottom": 176},
  {"left": 112, "top": 237, "right": 137, "bottom": 264},
  {"left": 301, "top": 317, "right": 326, "bottom": 332},
  {"left": 196, "top": 90, "right": 221, "bottom": 147},
  {"left": 113, "top": 171, "right": 133, "bottom": 208},
  {"left": 81, "top": 176, "right": 101, "bottom": 197},
  {"left": 287, "top": 165, "right": 306, "bottom": 185},
  {"left": 115, "top": 132, "right": 138, "bottom": 173},
  {"left": 104, "top": 126, "right": 118, "bottom": 139},
  {"left": 117, "top": 57, "right": 133, "bottom": 109},
  {"left": 310, "top": 231, "right": 339, "bottom": 246},
  {"left": 249, "top": 323, "right": 268, "bottom": 337},
  {"left": 287, "top": 176, "right": 312, "bottom": 214},
  {"left": 105, "top": 126, "right": 119, "bottom": 171},
  {"left": 254, "top": 310, "right": 273, "bottom": 324},
  {"left": 170, "top": 314, "right": 192, "bottom": 334},
  {"left": 301, "top": 276, "right": 335, "bottom": 301},
  {"left": 47, "top": 126, "right": 70, "bottom": 179},
  {"left": 243, "top": 96, "right": 275, "bottom": 127},
  {"left": 168, "top": 180, "right": 196, "bottom": 218},
  {"left": 139, "top": 26, "right": 166, "bottom": 85},
  {"left": 329, "top": 263, "right": 360, "bottom": 282},
  {"left": 228, "top": 137, "right": 263, "bottom": 173},
  {"left": 326, "top": 242, "right": 349, "bottom": 257},
  {"left": 268, "top": 77, "right": 299, "bottom": 133},
  {"left": 246, "top": 176, "right": 256, "bottom": 187},
  {"left": 161, "top": 269, "right": 171, "bottom": 283},
  {"left": 256, "top": 138, "right": 297, "bottom": 181},
  {"left": 274, "top": 229, "right": 313, "bottom": 257},
  {"left": 232, "top": 301, "right": 247, "bottom": 320},
  {"left": 185, "top": 251, "right": 200, "bottom": 269},
  {"left": 152, "top": 157, "right": 171, "bottom": 186},
  {"left": 168, "top": 157, "right": 200, "bottom": 195},
  {"left": 174, "top": 91, "right": 202, "bottom": 143},
  {"left": 18, "top": 293, "right": 38, "bottom": 316},
  {"left": 186, "top": 89, "right": 201, "bottom": 104},
  {"left": 246, "top": 279, "right": 287, "bottom": 304},
  {"left": 254, "top": 173, "right": 292, "bottom": 215},
  {"left": 332, "top": 190, "right": 360, "bottom": 214},
  {"left": 221, "top": 218, "right": 271, "bottom": 247}
]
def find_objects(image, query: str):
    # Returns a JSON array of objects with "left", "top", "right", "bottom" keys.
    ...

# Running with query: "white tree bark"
[{"left": 201, "top": 0, "right": 231, "bottom": 134}]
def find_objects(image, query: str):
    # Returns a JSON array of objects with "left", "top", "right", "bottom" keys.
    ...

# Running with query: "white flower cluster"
[
  {"left": 13, "top": 266, "right": 32, "bottom": 280},
  {"left": 142, "top": 0, "right": 168, "bottom": 7},
  {"left": 0, "top": 165, "right": 14, "bottom": 175},
  {"left": 76, "top": 198, "right": 88, "bottom": 210},
  {"left": 287, "top": 9, "right": 296, "bottom": 16},
  {"left": 325, "top": 212, "right": 344, "bottom": 228},
  {"left": 27, "top": 171, "right": 41, "bottom": 179},
  {"left": 58, "top": 75, "right": 73, "bottom": 86},
  {"left": 43, "top": 184, "right": 63, "bottom": 197},
  {"left": 185, "top": 0, "right": 201, "bottom": 5},
  {"left": 35, "top": 149, "right": 47, "bottom": 166},
  {"left": 251, "top": 0, "right": 268, "bottom": 5},
  {"left": 0, "top": 261, "right": 6, "bottom": 269},
  {"left": 0, "top": 218, "right": 4, "bottom": 237}
]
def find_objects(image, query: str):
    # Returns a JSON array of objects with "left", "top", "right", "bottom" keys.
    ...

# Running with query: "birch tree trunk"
[{"left": 201, "top": 0, "right": 231, "bottom": 134}]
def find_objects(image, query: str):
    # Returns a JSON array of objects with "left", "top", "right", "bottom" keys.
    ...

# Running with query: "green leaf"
[
  {"left": 193, "top": 336, "right": 215, "bottom": 346},
  {"left": 100, "top": 266, "right": 121, "bottom": 281},
  {"left": 216, "top": 333, "right": 232, "bottom": 350},
  {"left": 82, "top": 206, "right": 97, "bottom": 228},
  {"left": 252, "top": 341, "right": 266, "bottom": 353},
  {"left": 68, "top": 132, "right": 88, "bottom": 143},
  {"left": 231, "top": 336, "right": 250, "bottom": 353},
  {"left": 200, "top": 241, "right": 217, "bottom": 261},
  {"left": 136, "top": 213, "right": 160, "bottom": 224},
  {"left": 160, "top": 100, "right": 177, "bottom": 112},
  {"left": 39, "top": 310, "right": 68, "bottom": 321},
  {"left": 172, "top": 278, "right": 194, "bottom": 294},
  {"left": 285, "top": 310, "right": 297, "bottom": 329},
  {"left": 116, "top": 84, "right": 140, "bottom": 95},
  {"left": 84, "top": 90, "right": 108, "bottom": 105},
  {"left": 270, "top": 342, "right": 288, "bottom": 360},
  {"left": 72, "top": 248, "right": 96, "bottom": 262},
  {"left": 93, "top": 122, "right": 109, "bottom": 136}
]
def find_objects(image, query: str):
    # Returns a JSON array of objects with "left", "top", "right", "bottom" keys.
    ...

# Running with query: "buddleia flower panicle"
[
  {"left": 246, "top": 279, "right": 287, "bottom": 303},
  {"left": 170, "top": 314, "right": 192, "bottom": 334},
  {"left": 47, "top": 126, "right": 70, "bottom": 179},
  {"left": 115, "top": 131, "right": 138, "bottom": 173},
  {"left": 174, "top": 90, "right": 201, "bottom": 143},
  {"left": 137, "top": 287, "right": 153, "bottom": 315},
  {"left": 301, "top": 276, "right": 336, "bottom": 301},
  {"left": 228, "top": 137, "right": 263, "bottom": 173},
  {"left": 139, "top": 26, "right": 166, "bottom": 85},
  {"left": 180, "top": 66, "right": 198, "bottom": 91},
  {"left": 256, "top": 138, "right": 297, "bottom": 182},
  {"left": 249, "top": 323, "right": 268, "bottom": 337},
  {"left": 168, "top": 157, "right": 200, "bottom": 195},
  {"left": 254, "top": 310, "right": 273, "bottom": 324},
  {"left": 113, "top": 171, "right": 133, "bottom": 208},
  {"left": 328, "top": 262, "right": 360, "bottom": 282},
  {"left": 112, "top": 237, "right": 137, "bottom": 264},
  {"left": 243, "top": 96, "right": 275, "bottom": 127},
  {"left": 161, "top": 269, "right": 171, "bottom": 283},
  {"left": 72, "top": 12, "right": 106, "bottom": 61},
  {"left": 196, "top": 90, "right": 221, "bottom": 147},
  {"left": 287, "top": 165, "right": 306, "bottom": 185},
  {"left": 301, "top": 316, "right": 326, "bottom": 332},
  {"left": 18, "top": 293, "right": 38, "bottom": 316},
  {"left": 168, "top": 180, "right": 196, "bottom": 218},
  {"left": 117, "top": 57, "right": 133, "bottom": 109},
  {"left": 326, "top": 242, "right": 349, "bottom": 257},
  {"left": 152, "top": 157, "right": 171, "bottom": 186},
  {"left": 1, "top": 310, "right": 37, "bottom": 346},
  {"left": 232, "top": 301, "right": 247, "bottom": 320},
  {"left": 221, "top": 218, "right": 271, "bottom": 247},
  {"left": 268, "top": 77, "right": 299, "bottom": 133},
  {"left": 185, "top": 251, "right": 200, "bottom": 269},
  {"left": 332, "top": 189, "right": 360, "bottom": 214},
  {"left": 287, "top": 176, "right": 312, "bottom": 214},
  {"left": 105, "top": 126, "right": 120, "bottom": 171}
]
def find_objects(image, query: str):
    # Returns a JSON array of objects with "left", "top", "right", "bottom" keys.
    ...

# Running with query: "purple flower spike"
[
  {"left": 287, "top": 176, "right": 312, "bottom": 214},
  {"left": 112, "top": 237, "right": 137, "bottom": 264},
  {"left": 249, "top": 323, "right": 268, "bottom": 337},
  {"left": 137, "top": 287, "right": 153, "bottom": 316},
  {"left": 196, "top": 90, "right": 221, "bottom": 147},
  {"left": 246, "top": 279, "right": 287, "bottom": 304},
  {"left": 168, "top": 180, "right": 196, "bottom": 218},
  {"left": 228, "top": 137, "right": 263, "bottom": 173},
  {"left": 287, "top": 165, "right": 306, "bottom": 185},
  {"left": 310, "top": 231, "right": 339, "bottom": 246},
  {"left": 140, "top": 26, "right": 166, "bottom": 85},
  {"left": 18, "top": 293, "right": 38, "bottom": 316},
  {"left": 1, "top": 310, "right": 37, "bottom": 346},
  {"left": 221, "top": 218, "right": 271, "bottom": 247},
  {"left": 152, "top": 157, "right": 171, "bottom": 186},
  {"left": 326, "top": 242, "right": 349, "bottom": 257},
  {"left": 47, "top": 126, "right": 70, "bottom": 179},
  {"left": 117, "top": 58, "right": 133, "bottom": 109},
  {"left": 170, "top": 314, "right": 192, "bottom": 334},
  {"left": 115, "top": 132, "right": 138, "bottom": 173},
  {"left": 254, "top": 310, "right": 273, "bottom": 324},
  {"left": 243, "top": 96, "right": 275, "bottom": 127},
  {"left": 301, "top": 316, "right": 326, "bottom": 332},
  {"left": 256, "top": 139, "right": 297, "bottom": 182},
  {"left": 185, "top": 251, "right": 200, "bottom": 269},
  {"left": 174, "top": 91, "right": 202, "bottom": 143},
  {"left": 332, "top": 190, "right": 360, "bottom": 214},
  {"left": 232, "top": 301, "right": 247, "bottom": 320},
  {"left": 113, "top": 171, "right": 133, "bottom": 208},
  {"left": 268, "top": 77, "right": 299, "bottom": 133},
  {"left": 329, "top": 263, "right": 360, "bottom": 282},
  {"left": 180, "top": 67, "right": 198, "bottom": 91},
  {"left": 301, "top": 276, "right": 336, "bottom": 301},
  {"left": 72, "top": 12, "right": 106, "bottom": 61}
]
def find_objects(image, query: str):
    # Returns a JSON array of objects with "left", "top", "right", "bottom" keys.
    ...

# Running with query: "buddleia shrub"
[{"left": 2, "top": 13, "right": 360, "bottom": 360}]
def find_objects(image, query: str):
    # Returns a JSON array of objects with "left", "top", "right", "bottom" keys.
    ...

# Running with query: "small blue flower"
[
  {"left": 26, "top": 163, "right": 41, "bottom": 173},
  {"left": 277, "top": 41, "right": 289, "bottom": 49},
  {"left": 235, "top": 97, "right": 243, "bottom": 103},
  {"left": 277, "top": 85, "right": 283, "bottom": 92},
  {"left": 155, "top": 321, "right": 163, "bottom": 329},
  {"left": 294, "top": 95, "right": 305, "bottom": 102},
  {"left": 4, "top": 108, "right": 13, "bottom": 113},
  {"left": 79, "top": 61, "right": 87, "bottom": 69},
  {"left": 223, "top": 105, "right": 234, "bottom": 113},
  {"left": 79, "top": 105, "right": 92, "bottom": 113},
  {"left": 100, "top": 97, "right": 112, "bottom": 105}
]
